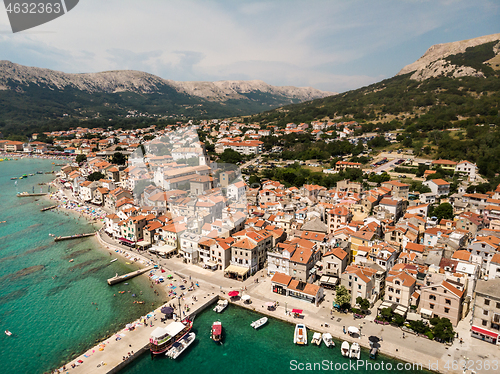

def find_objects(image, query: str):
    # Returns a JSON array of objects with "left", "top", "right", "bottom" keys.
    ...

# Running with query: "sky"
[{"left": 0, "top": 0, "right": 498, "bottom": 93}]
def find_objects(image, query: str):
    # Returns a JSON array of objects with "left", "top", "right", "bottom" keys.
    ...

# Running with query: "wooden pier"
[
  {"left": 16, "top": 193, "right": 48, "bottom": 197},
  {"left": 41, "top": 205, "right": 58, "bottom": 212},
  {"left": 107, "top": 266, "right": 155, "bottom": 286},
  {"left": 54, "top": 232, "right": 96, "bottom": 242}
]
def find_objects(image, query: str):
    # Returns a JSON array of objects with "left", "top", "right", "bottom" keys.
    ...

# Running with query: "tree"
[
  {"left": 75, "top": 154, "right": 87, "bottom": 163},
  {"left": 87, "top": 172, "right": 105, "bottom": 181},
  {"left": 219, "top": 149, "right": 243, "bottom": 164},
  {"left": 111, "top": 152, "right": 127, "bottom": 165},
  {"left": 379, "top": 307, "right": 394, "bottom": 322},
  {"left": 335, "top": 285, "right": 351, "bottom": 308},
  {"left": 356, "top": 297, "right": 370, "bottom": 311},
  {"left": 432, "top": 202, "right": 454, "bottom": 220},
  {"left": 431, "top": 317, "right": 455, "bottom": 342}
]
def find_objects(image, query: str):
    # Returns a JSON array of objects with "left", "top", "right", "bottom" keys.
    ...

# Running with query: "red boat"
[
  {"left": 149, "top": 318, "right": 192, "bottom": 356},
  {"left": 211, "top": 321, "right": 223, "bottom": 343}
]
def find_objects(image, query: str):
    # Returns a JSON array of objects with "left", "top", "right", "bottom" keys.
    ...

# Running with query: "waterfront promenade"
[{"left": 58, "top": 236, "right": 500, "bottom": 374}]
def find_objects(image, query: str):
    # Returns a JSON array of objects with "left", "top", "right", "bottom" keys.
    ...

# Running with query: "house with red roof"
[{"left": 419, "top": 280, "right": 465, "bottom": 326}]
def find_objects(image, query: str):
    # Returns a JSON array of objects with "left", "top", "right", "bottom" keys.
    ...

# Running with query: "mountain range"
[{"left": 0, "top": 60, "right": 333, "bottom": 126}]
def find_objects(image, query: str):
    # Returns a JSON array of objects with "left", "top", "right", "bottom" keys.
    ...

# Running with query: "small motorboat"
[
  {"left": 69, "top": 259, "right": 74, "bottom": 262},
  {"left": 349, "top": 342, "right": 360, "bottom": 360},
  {"left": 341, "top": 341, "right": 350, "bottom": 357},
  {"left": 250, "top": 317, "right": 268, "bottom": 329},
  {"left": 166, "top": 332, "right": 196, "bottom": 359},
  {"left": 211, "top": 321, "right": 223, "bottom": 343},
  {"left": 5, "top": 330, "right": 12, "bottom": 336},
  {"left": 322, "top": 333, "right": 334, "bottom": 347},
  {"left": 110, "top": 258, "right": 118, "bottom": 263},
  {"left": 311, "top": 332, "right": 322, "bottom": 346},
  {"left": 294, "top": 324, "right": 307, "bottom": 345},
  {"left": 213, "top": 299, "right": 228, "bottom": 313}
]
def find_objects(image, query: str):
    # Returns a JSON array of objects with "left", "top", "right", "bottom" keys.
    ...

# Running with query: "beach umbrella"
[
  {"left": 291, "top": 309, "right": 303, "bottom": 314},
  {"left": 167, "top": 274, "right": 173, "bottom": 278},
  {"left": 368, "top": 336, "right": 380, "bottom": 343},
  {"left": 161, "top": 306, "right": 174, "bottom": 314},
  {"left": 228, "top": 290, "right": 239, "bottom": 297},
  {"left": 348, "top": 326, "right": 359, "bottom": 334},
  {"left": 265, "top": 301, "right": 275, "bottom": 307},
  {"left": 126, "top": 323, "right": 133, "bottom": 330},
  {"left": 241, "top": 295, "right": 251, "bottom": 301}
]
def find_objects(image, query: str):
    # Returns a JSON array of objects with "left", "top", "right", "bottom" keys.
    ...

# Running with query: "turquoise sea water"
[
  {"left": 124, "top": 303, "right": 430, "bottom": 374},
  {"left": 0, "top": 158, "right": 164, "bottom": 373}
]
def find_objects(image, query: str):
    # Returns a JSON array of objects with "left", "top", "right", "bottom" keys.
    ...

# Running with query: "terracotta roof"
[{"left": 271, "top": 272, "right": 292, "bottom": 286}]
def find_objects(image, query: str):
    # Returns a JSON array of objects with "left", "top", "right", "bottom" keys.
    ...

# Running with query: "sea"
[
  {"left": 0, "top": 158, "right": 430, "bottom": 374},
  {"left": 0, "top": 158, "right": 162, "bottom": 373}
]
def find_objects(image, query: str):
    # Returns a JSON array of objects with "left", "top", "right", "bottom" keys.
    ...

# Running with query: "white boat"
[
  {"left": 165, "top": 332, "right": 196, "bottom": 359},
  {"left": 213, "top": 299, "right": 228, "bottom": 313},
  {"left": 110, "top": 258, "right": 117, "bottom": 263},
  {"left": 349, "top": 342, "right": 361, "bottom": 359},
  {"left": 341, "top": 341, "right": 350, "bottom": 357},
  {"left": 311, "top": 332, "right": 322, "bottom": 346},
  {"left": 294, "top": 324, "right": 307, "bottom": 345},
  {"left": 5, "top": 330, "right": 12, "bottom": 336},
  {"left": 250, "top": 317, "right": 268, "bottom": 329},
  {"left": 322, "top": 333, "right": 334, "bottom": 347}
]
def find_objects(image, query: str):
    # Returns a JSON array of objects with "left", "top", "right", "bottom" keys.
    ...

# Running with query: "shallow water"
[{"left": 0, "top": 158, "right": 164, "bottom": 373}]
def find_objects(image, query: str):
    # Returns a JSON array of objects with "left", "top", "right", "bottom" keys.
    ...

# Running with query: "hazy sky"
[{"left": 0, "top": 0, "right": 498, "bottom": 93}]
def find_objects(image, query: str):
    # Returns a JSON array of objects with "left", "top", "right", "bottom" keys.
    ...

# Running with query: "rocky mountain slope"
[
  {"left": 0, "top": 60, "right": 333, "bottom": 102},
  {"left": 397, "top": 33, "right": 500, "bottom": 81}
]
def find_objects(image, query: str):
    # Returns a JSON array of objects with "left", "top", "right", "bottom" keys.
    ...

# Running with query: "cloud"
[{"left": 0, "top": 0, "right": 498, "bottom": 92}]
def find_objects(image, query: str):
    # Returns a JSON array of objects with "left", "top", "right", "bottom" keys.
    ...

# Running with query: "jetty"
[
  {"left": 107, "top": 266, "right": 155, "bottom": 285},
  {"left": 54, "top": 232, "right": 96, "bottom": 242},
  {"left": 16, "top": 192, "right": 48, "bottom": 197},
  {"left": 41, "top": 205, "right": 58, "bottom": 212}
]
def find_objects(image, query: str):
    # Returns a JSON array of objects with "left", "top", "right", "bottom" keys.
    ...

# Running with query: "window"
[
  {"left": 354, "top": 277, "right": 358, "bottom": 281},
  {"left": 358, "top": 285, "right": 361, "bottom": 290},
  {"left": 444, "top": 308, "right": 450, "bottom": 313},
  {"left": 485, "top": 299, "right": 490, "bottom": 306},
  {"left": 483, "top": 310, "right": 489, "bottom": 316},
  {"left": 348, "top": 282, "right": 352, "bottom": 287},
  {"left": 388, "top": 296, "right": 393, "bottom": 301},
  {"left": 396, "top": 298, "right": 400, "bottom": 303},
  {"left": 429, "top": 295, "right": 436, "bottom": 300},
  {"left": 396, "top": 289, "right": 401, "bottom": 295},
  {"left": 497, "top": 302, "right": 500, "bottom": 309},
  {"left": 482, "top": 320, "right": 488, "bottom": 326},
  {"left": 445, "top": 299, "right": 451, "bottom": 305},
  {"left": 431, "top": 287, "right": 437, "bottom": 291},
  {"left": 430, "top": 304, "right": 434, "bottom": 309}
]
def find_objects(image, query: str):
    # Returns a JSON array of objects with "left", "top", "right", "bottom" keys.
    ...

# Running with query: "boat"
[
  {"left": 349, "top": 342, "right": 360, "bottom": 360},
  {"left": 211, "top": 321, "right": 223, "bottom": 343},
  {"left": 213, "top": 299, "right": 228, "bottom": 313},
  {"left": 322, "top": 333, "right": 334, "bottom": 347},
  {"left": 341, "top": 341, "right": 350, "bottom": 357},
  {"left": 69, "top": 259, "right": 74, "bottom": 262},
  {"left": 10, "top": 177, "right": 17, "bottom": 180},
  {"left": 36, "top": 171, "right": 43, "bottom": 174},
  {"left": 165, "top": 332, "right": 196, "bottom": 359},
  {"left": 110, "top": 258, "right": 118, "bottom": 263},
  {"left": 250, "top": 317, "right": 268, "bottom": 329},
  {"left": 149, "top": 318, "right": 193, "bottom": 356},
  {"left": 5, "top": 330, "right": 12, "bottom": 336},
  {"left": 369, "top": 347, "right": 378, "bottom": 359},
  {"left": 294, "top": 324, "right": 307, "bottom": 345},
  {"left": 311, "top": 332, "right": 322, "bottom": 346}
]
